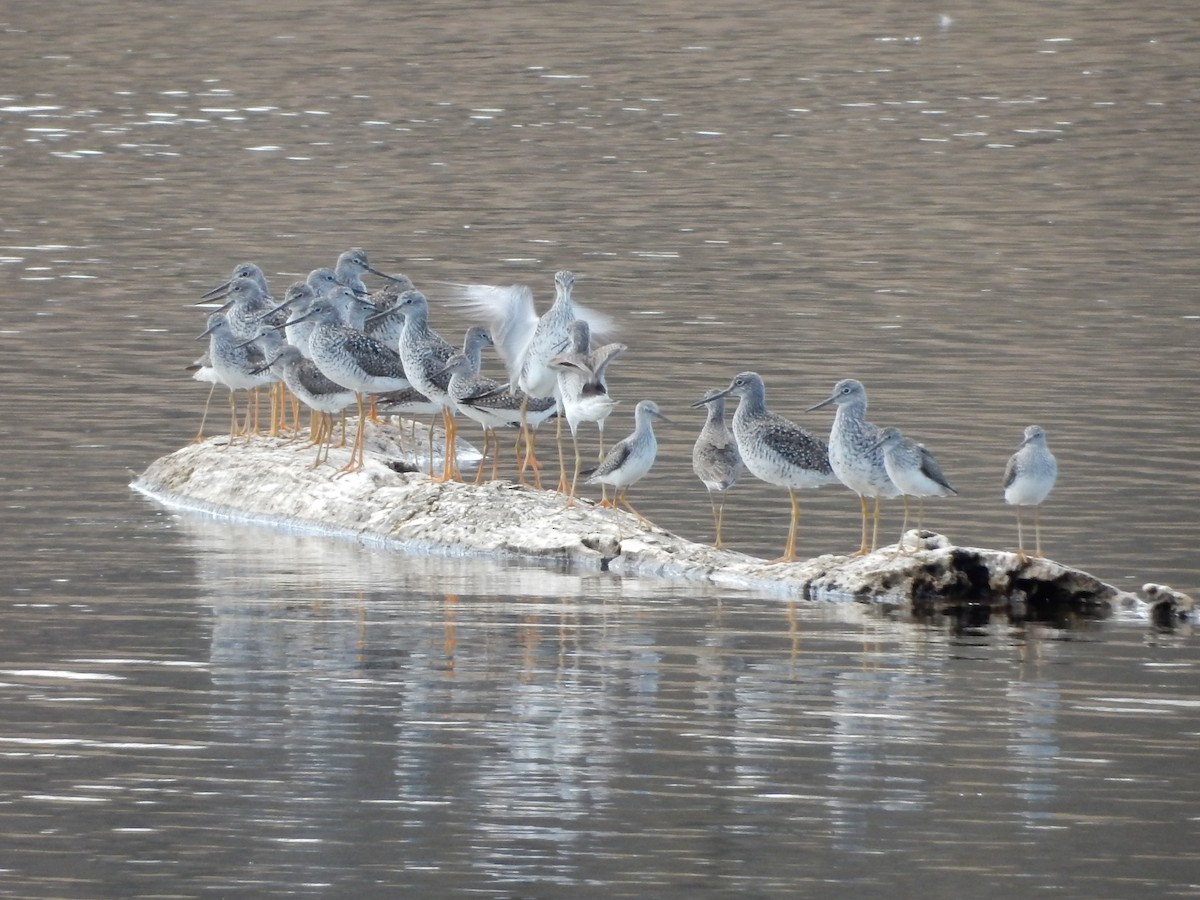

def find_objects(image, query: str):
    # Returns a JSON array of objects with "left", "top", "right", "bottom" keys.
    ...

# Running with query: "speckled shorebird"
[
  {"left": 1003, "top": 425, "right": 1058, "bottom": 559},
  {"left": 207, "top": 276, "right": 286, "bottom": 344},
  {"left": 335, "top": 248, "right": 412, "bottom": 297},
  {"left": 548, "top": 319, "right": 627, "bottom": 502},
  {"left": 200, "top": 261, "right": 272, "bottom": 304},
  {"left": 253, "top": 344, "right": 356, "bottom": 467},
  {"left": 267, "top": 281, "right": 317, "bottom": 357},
  {"left": 363, "top": 279, "right": 417, "bottom": 350},
  {"left": 285, "top": 296, "right": 409, "bottom": 473},
  {"left": 449, "top": 270, "right": 614, "bottom": 487},
  {"left": 868, "top": 426, "right": 957, "bottom": 553},
  {"left": 196, "top": 312, "right": 277, "bottom": 442},
  {"left": 381, "top": 289, "right": 460, "bottom": 481},
  {"left": 584, "top": 399, "right": 669, "bottom": 524},
  {"left": 435, "top": 327, "right": 557, "bottom": 483},
  {"left": 699, "top": 372, "right": 836, "bottom": 562},
  {"left": 807, "top": 379, "right": 900, "bottom": 556},
  {"left": 306, "top": 266, "right": 352, "bottom": 308},
  {"left": 690, "top": 388, "right": 744, "bottom": 550}
]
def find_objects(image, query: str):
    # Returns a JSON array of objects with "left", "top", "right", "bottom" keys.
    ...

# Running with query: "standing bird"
[
  {"left": 307, "top": 266, "right": 345, "bottom": 300},
  {"left": 868, "top": 427, "right": 957, "bottom": 553},
  {"left": 548, "top": 319, "right": 627, "bottom": 502},
  {"left": 449, "top": 270, "right": 614, "bottom": 486},
  {"left": 697, "top": 373, "right": 836, "bottom": 562},
  {"left": 584, "top": 400, "right": 670, "bottom": 524},
  {"left": 252, "top": 345, "right": 356, "bottom": 468},
  {"left": 195, "top": 313, "right": 277, "bottom": 442},
  {"left": 284, "top": 297, "right": 409, "bottom": 473},
  {"left": 435, "top": 328, "right": 554, "bottom": 484},
  {"left": 807, "top": 379, "right": 900, "bottom": 556},
  {"left": 200, "top": 261, "right": 272, "bottom": 305},
  {"left": 690, "top": 388, "right": 744, "bottom": 550},
  {"left": 334, "top": 247, "right": 411, "bottom": 296},
  {"left": 364, "top": 280, "right": 416, "bottom": 350},
  {"left": 1003, "top": 425, "right": 1058, "bottom": 559},
  {"left": 386, "top": 290, "right": 459, "bottom": 481}
]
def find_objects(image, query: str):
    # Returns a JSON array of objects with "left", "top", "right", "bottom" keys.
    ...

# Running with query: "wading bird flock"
[{"left": 191, "top": 251, "right": 1058, "bottom": 561}]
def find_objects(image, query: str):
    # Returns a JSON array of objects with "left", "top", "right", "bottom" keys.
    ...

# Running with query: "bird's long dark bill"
[
  {"left": 690, "top": 388, "right": 732, "bottom": 408},
  {"left": 805, "top": 395, "right": 837, "bottom": 412},
  {"left": 199, "top": 280, "right": 232, "bottom": 301}
]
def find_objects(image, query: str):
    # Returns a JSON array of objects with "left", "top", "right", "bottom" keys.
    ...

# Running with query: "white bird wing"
[
  {"left": 572, "top": 302, "right": 617, "bottom": 343},
  {"left": 440, "top": 282, "right": 537, "bottom": 386},
  {"left": 589, "top": 341, "right": 627, "bottom": 380}
]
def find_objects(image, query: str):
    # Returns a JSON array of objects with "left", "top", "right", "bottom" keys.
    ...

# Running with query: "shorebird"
[
  {"left": 435, "top": 327, "right": 558, "bottom": 482},
  {"left": 306, "top": 267, "right": 349, "bottom": 304},
  {"left": 200, "top": 261, "right": 272, "bottom": 304},
  {"left": 698, "top": 372, "right": 836, "bottom": 562},
  {"left": 363, "top": 280, "right": 416, "bottom": 350},
  {"left": 205, "top": 276, "right": 285, "bottom": 343},
  {"left": 449, "top": 270, "right": 614, "bottom": 486},
  {"left": 284, "top": 296, "right": 409, "bottom": 473},
  {"left": 807, "top": 379, "right": 900, "bottom": 556},
  {"left": 383, "top": 290, "right": 460, "bottom": 481},
  {"left": 334, "top": 248, "right": 410, "bottom": 296},
  {"left": 252, "top": 345, "right": 356, "bottom": 467},
  {"left": 868, "top": 426, "right": 957, "bottom": 553},
  {"left": 195, "top": 312, "right": 277, "bottom": 442},
  {"left": 548, "top": 319, "right": 627, "bottom": 502},
  {"left": 584, "top": 400, "right": 670, "bottom": 524},
  {"left": 1003, "top": 425, "right": 1057, "bottom": 559},
  {"left": 690, "top": 388, "right": 744, "bottom": 550},
  {"left": 266, "top": 281, "right": 317, "bottom": 357},
  {"left": 187, "top": 349, "right": 222, "bottom": 443}
]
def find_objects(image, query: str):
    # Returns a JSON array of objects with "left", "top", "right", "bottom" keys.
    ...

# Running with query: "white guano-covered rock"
[{"left": 132, "top": 419, "right": 1149, "bottom": 622}]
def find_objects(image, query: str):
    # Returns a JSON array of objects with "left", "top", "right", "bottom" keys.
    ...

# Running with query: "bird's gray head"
[
  {"left": 554, "top": 270, "right": 576, "bottom": 293},
  {"left": 267, "top": 344, "right": 303, "bottom": 367},
  {"left": 635, "top": 399, "right": 671, "bottom": 424},
  {"left": 200, "top": 262, "right": 266, "bottom": 301},
  {"left": 337, "top": 248, "right": 370, "bottom": 273},
  {"left": 395, "top": 289, "right": 428, "bottom": 315},
  {"left": 289, "top": 297, "right": 342, "bottom": 326},
  {"left": 463, "top": 325, "right": 493, "bottom": 352},
  {"left": 691, "top": 372, "right": 763, "bottom": 407},
  {"left": 565, "top": 318, "right": 591, "bottom": 352},
  {"left": 307, "top": 267, "right": 342, "bottom": 297},
  {"left": 1020, "top": 425, "right": 1047, "bottom": 446},
  {"left": 867, "top": 426, "right": 903, "bottom": 454},
  {"left": 807, "top": 378, "right": 866, "bottom": 412},
  {"left": 231, "top": 262, "right": 265, "bottom": 283},
  {"left": 282, "top": 281, "right": 314, "bottom": 305},
  {"left": 226, "top": 275, "right": 265, "bottom": 302},
  {"left": 432, "top": 352, "right": 473, "bottom": 381},
  {"left": 196, "top": 312, "right": 229, "bottom": 340}
]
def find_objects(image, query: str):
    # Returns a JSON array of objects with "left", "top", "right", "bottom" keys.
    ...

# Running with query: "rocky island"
[{"left": 132, "top": 420, "right": 1175, "bottom": 626}]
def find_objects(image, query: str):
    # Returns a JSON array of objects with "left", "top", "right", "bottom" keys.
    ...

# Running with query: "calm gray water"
[{"left": 0, "top": 0, "right": 1197, "bottom": 896}]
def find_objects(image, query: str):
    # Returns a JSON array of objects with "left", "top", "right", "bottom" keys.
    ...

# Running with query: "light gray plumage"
[
  {"left": 807, "top": 378, "right": 899, "bottom": 555},
  {"left": 869, "top": 426, "right": 956, "bottom": 552},
  {"left": 201, "top": 261, "right": 272, "bottom": 303},
  {"left": 253, "top": 344, "right": 356, "bottom": 467},
  {"left": 1003, "top": 425, "right": 1058, "bottom": 558},
  {"left": 691, "top": 389, "right": 744, "bottom": 549},
  {"left": 698, "top": 372, "right": 835, "bottom": 561},
  {"left": 548, "top": 318, "right": 627, "bottom": 502},
  {"left": 286, "top": 296, "right": 408, "bottom": 472},
  {"left": 584, "top": 399, "right": 669, "bottom": 522},
  {"left": 447, "top": 270, "right": 615, "bottom": 486}
]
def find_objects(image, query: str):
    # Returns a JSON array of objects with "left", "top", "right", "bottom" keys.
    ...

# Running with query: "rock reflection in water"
[{"left": 168, "top": 515, "right": 1200, "bottom": 895}]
